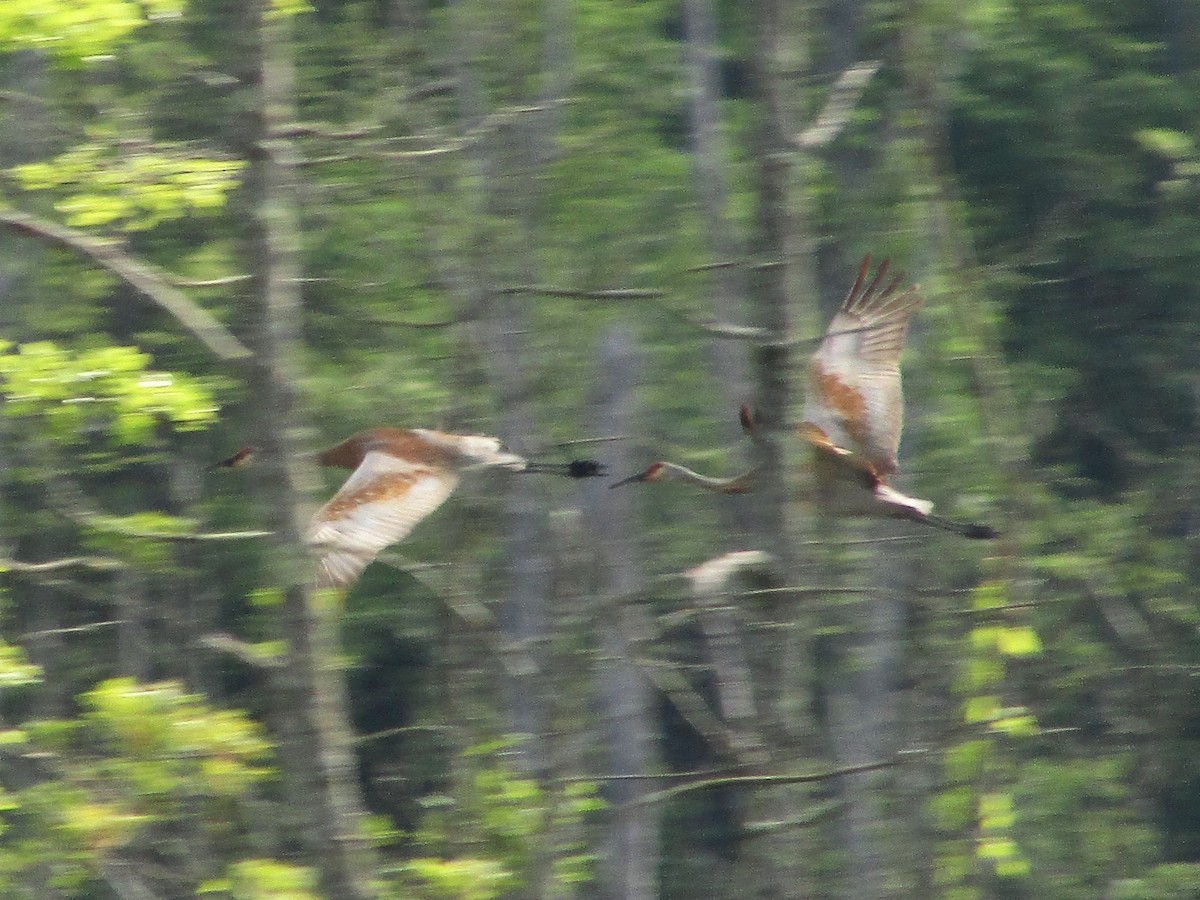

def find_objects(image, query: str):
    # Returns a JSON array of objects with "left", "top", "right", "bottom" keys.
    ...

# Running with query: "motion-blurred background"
[{"left": 1, "top": 1, "right": 1198, "bottom": 897}]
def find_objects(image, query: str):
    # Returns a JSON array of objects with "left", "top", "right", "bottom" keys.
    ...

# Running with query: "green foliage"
[
  {"left": 199, "top": 858, "right": 320, "bottom": 899},
  {"left": 1108, "top": 864, "right": 1200, "bottom": 900},
  {"left": 10, "top": 141, "right": 243, "bottom": 232},
  {"left": 2, "top": 0, "right": 1198, "bottom": 895},
  {"left": 268, "top": 0, "right": 313, "bottom": 19},
  {"left": 81, "top": 677, "right": 272, "bottom": 795},
  {"left": 951, "top": 0, "right": 1200, "bottom": 488},
  {"left": 936, "top": 580, "right": 1039, "bottom": 889},
  {"left": 0, "top": 679, "right": 274, "bottom": 895},
  {"left": 0, "top": 0, "right": 182, "bottom": 65},
  {"left": 0, "top": 641, "right": 41, "bottom": 690},
  {"left": 400, "top": 738, "right": 603, "bottom": 898},
  {"left": 0, "top": 340, "right": 218, "bottom": 446},
  {"left": 403, "top": 857, "right": 517, "bottom": 900}
]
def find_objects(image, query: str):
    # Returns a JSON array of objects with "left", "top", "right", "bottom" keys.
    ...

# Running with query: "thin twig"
[
  {"left": 2, "top": 556, "right": 123, "bottom": 573},
  {"left": 497, "top": 285, "right": 668, "bottom": 300},
  {"left": 196, "top": 633, "right": 284, "bottom": 669},
  {"left": 20, "top": 620, "right": 125, "bottom": 640},
  {"left": 168, "top": 274, "right": 253, "bottom": 288},
  {"left": 624, "top": 756, "right": 902, "bottom": 809}
]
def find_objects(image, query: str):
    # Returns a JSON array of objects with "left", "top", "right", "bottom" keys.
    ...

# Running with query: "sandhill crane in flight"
[
  {"left": 213, "top": 428, "right": 606, "bottom": 587},
  {"left": 613, "top": 256, "right": 997, "bottom": 539}
]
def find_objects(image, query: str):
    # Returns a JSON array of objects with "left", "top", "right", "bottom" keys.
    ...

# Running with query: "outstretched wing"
[
  {"left": 305, "top": 450, "right": 459, "bottom": 588},
  {"left": 800, "top": 256, "right": 924, "bottom": 474}
]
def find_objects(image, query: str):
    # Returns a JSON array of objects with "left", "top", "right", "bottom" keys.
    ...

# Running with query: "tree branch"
[
  {"left": 0, "top": 208, "right": 252, "bottom": 361},
  {"left": 625, "top": 757, "right": 900, "bottom": 808},
  {"left": 1, "top": 555, "right": 123, "bottom": 573},
  {"left": 20, "top": 619, "right": 125, "bottom": 640},
  {"left": 792, "top": 60, "right": 881, "bottom": 150},
  {"left": 196, "top": 632, "right": 285, "bottom": 669},
  {"left": 168, "top": 273, "right": 253, "bottom": 288},
  {"left": 497, "top": 285, "right": 668, "bottom": 300}
]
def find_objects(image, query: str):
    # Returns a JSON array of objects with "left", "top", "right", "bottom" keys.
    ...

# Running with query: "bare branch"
[
  {"left": 405, "top": 78, "right": 457, "bottom": 101},
  {"left": 0, "top": 208, "right": 252, "bottom": 360},
  {"left": 168, "top": 273, "right": 253, "bottom": 288},
  {"left": 498, "top": 285, "right": 668, "bottom": 301},
  {"left": 626, "top": 757, "right": 900, "bottom": 809},
  {"left": 2, "top": 556, "right": 123, "bottom": 573},
  {"left": 20, "top": 620, "right": 125, "bottom": 640},
  {"left": 792, "top": 60, "right": 882, "bottom": 150},
  {"left": 553, "top": 435, "right": 629, "bottom": 449},
  {"left": 356, "top": 723, "right": 462, "bottom": 745},
  {"left": 271, "top": 122, "right": 384, "bottom": 140},
  {"left": 634, "top": 654, "right": 745, "bottom": 760},
  {"left": 197, "top": 632, "right": 284, "bottom": 669}
]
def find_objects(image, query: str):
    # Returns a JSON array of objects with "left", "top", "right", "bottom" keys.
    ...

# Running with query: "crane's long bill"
[
  {"left": 925, "top": 513, "right": 999, "bottom": 539},
  {"left": 609, "top": 468, "right": 652, "bottom": 489}
]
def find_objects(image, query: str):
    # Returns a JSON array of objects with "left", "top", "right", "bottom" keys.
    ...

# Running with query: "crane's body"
[
  {"left": 215, "top": 427, "right": 605, "bottom": 588},
  {"left": 613, "top": 256, "right": 997, "bottom": 540}
]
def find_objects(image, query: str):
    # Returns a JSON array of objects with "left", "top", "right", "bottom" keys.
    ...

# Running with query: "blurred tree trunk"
[
  {"left": 739, "top": 3, "right": 817, "bottom": 897},
  {"left": 167, "top": 456, "right": 216, "bottom": 697},
  {"left": 744, "top": 0, "right": 793, "bottom": 526},
  {"left": 235, "top": 4, "right": 376, "bottom": 896},
  {"left": 810, "top": 4, "right": 912, "bottom": 895},
  {"left": 682, "top": 0, "right": 752, "bottom": 417},
  {"left": 587, "top": 326, "right": 659, "bottom": 900},
  {"left": 448, "top": 0, "right": 554, "bottom": 774},
  {"left": 115, "top": 568, "right": 150, "bottom": 680}
]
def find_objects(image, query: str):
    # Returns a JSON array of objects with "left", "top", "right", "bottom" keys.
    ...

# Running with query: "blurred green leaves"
[
  {"left": 402, "top": 737, "right": 604, "bottom": 897},
  {"left": 0, "top": 0, "right": 182, "bottom": 66},
  {"left": 0, "top": 340, "right": 218, "bottom": 445},
  {"left": 0, "top": 678, "right": 274, "bottom": 893},
  {"left": 10, "top": 141, "right": 243, "bottom": 232}
]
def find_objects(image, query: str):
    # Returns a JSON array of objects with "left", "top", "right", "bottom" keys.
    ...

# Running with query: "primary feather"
[{"left": 801, "top": 256, "right": 924, "bottom": 476}]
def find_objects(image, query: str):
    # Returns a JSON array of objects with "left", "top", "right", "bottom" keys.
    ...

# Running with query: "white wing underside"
[
  {"left": 801, "top": 263, "right": 923, "bottom": 471},
  {"left": 304, "top": 451, "right": 459, "bottom": 588}
]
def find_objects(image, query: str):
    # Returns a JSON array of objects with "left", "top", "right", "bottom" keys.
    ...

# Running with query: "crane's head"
[
  {"left": 208, "top": 445, "right": 259, "bottom": 471},
  {"left": 609, "top": 461, "right": 668, "bottom": 488}
]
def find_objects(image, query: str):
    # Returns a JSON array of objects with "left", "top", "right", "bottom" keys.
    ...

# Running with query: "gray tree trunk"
[
  {"left": 447, "top": 0, "right": 555, "bottom": 775},
  {"left": 587, "top": 327, "right": 659, "bottom": 900},
  {"left": 738, "top": 2, "right": 819, "bottom": 896},
  {"left": 237, "top": 4, "right": 376, "bottom": 896},
  {"left": 682, "top": 0, "right": 753, "bottom": 419},
  {"left": 812, "top": 3, "right": 910, "bottom": 894}
]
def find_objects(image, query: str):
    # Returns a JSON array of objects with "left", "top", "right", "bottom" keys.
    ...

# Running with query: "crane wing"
[
  {"left": 801, "top": 256, "right": 924, "bottom": 474},
  {"left": 305, "top": 450, "right": 459, "bottom": 588}
]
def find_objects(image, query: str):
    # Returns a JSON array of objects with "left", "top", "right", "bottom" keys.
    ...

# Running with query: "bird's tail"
[
  {"left": 874, "top": 484, "right": 998, "bottom": 539},
  {"left": 919, "top": 512, "right": 999, "bottom": 540}
]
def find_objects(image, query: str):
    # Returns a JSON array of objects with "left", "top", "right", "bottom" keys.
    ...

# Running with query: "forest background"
[{"left": 1, "top": 0, "right": 1199, "bottom": 898}]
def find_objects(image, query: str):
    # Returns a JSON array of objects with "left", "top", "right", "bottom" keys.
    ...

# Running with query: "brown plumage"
[
  {"left": 213, "top": 428, "right": 607, "bottom": 588},
  {"left": 612, "top": 257, "right": 997, "bottom": 539},
  {"left": 799, "top": 256, "right": 996, "bottom": 538}
]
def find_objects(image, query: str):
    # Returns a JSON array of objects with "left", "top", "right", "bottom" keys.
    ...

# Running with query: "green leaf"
[
  {"left": 0, "top": 0, "right": 184, "bottom": 66},
  {"left": 964, "top": 695, "right": 999, "bottom": 724},
  {"left": 979, "top": 792, "right": 1016, "bottom": 831},
  {"left": 997, "top": 626, "right": 1042, "bottom": 656},
  {"left": 0, "top": 641, "right": 42, "bottom": 688}
]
